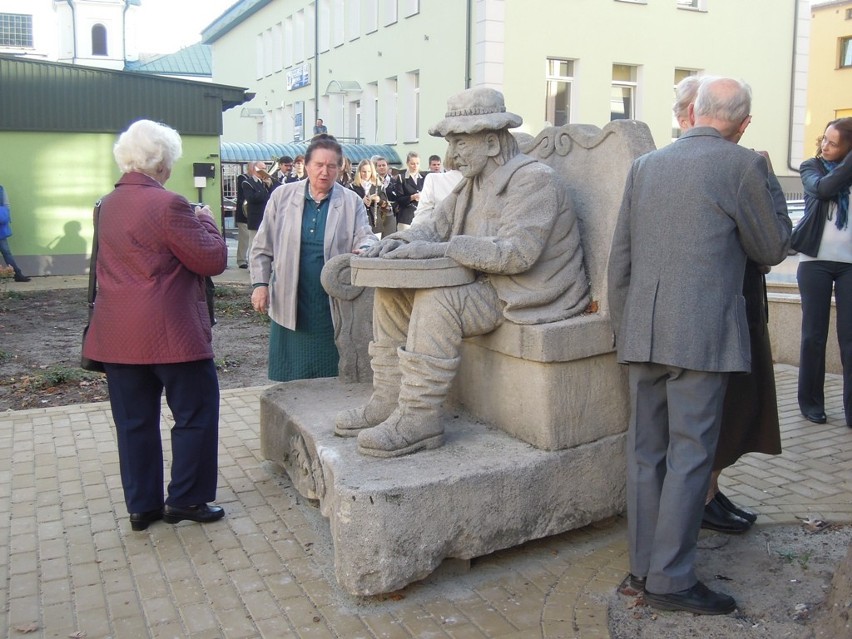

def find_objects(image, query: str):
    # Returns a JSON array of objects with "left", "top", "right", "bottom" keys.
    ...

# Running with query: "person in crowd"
[
  {"left": 372, "top": 155, "right": 398, "bottom": 235},
  {"left": 249, "top": 135, "right": 376, "bottom": 381},
  {"left": 608, "top": 77, "right": 791, "bottom": 615},
  {"left": 428, "top": 154, "right": 443, "bottom": 172},
  {"left": 0, "top": 184, "right": 31, "bottom": 282},
  {"left": 338, "top": 156, "right": 354, "bottom": 188},
  {"left": 313, "top": 118, "right": 328, "bottom": 135},
  {"left": 671, "top": 76, "right": 784, "bottom": 536},
  {"left": 273, "top": 155, "right": 298, "bottom": 184},
  {"left": 413, "top": 150, "right": 462, "bottom": 225},
  {"left": 234, "top": 169, "right": 250, "bottom": 269},
  {"left": 391, "top": 152, "right": 425, "bottom": 231},
  {"left": 797, "top": 117, "right": 852, "bottom": 427},
  {"left": 292, "top": 155, "right": 307, "bottom": 181},
  {"left": 335, "top": 87, "right": 589, "bottom": 458},
  {"left": 81, "top": 119, "right": 228, "bottom": 531},
  {"left": 241, "top": 161, "right": 275, "bottom": 252},
  {"left": 350, "top": 159, "right": 385, "bottom": 234}
]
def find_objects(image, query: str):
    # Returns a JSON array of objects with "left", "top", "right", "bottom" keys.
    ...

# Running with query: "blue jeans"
[{"left": 0, "top": 237, "right": 21, "bottom": 275}]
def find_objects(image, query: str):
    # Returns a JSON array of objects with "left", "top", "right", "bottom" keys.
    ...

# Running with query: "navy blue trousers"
[
  {"left": 797, "top": 260, "right": 852, "bottom": 425},
  {"left": 104, "top": 359, "right": 220, "bottom": 513}
]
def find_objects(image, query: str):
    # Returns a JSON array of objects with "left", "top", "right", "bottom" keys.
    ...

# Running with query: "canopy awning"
[{"left": 220, "top": 141, "right": 401, "bottom": 165}]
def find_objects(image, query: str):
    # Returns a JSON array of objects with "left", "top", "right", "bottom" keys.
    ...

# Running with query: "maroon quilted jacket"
[{"left": 83, "top": 172, "right": 227, "bottom": 365}]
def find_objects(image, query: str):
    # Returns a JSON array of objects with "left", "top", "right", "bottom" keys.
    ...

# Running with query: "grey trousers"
[{"left": 626, "top": 362, "right": 728, "bottom": 594}]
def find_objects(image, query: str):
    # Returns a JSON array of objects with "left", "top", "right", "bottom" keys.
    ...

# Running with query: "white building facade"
[
  {"left": 0, "top": 0, "right": 144, "bottom": 70},
  {"left": 206, "top": 0, "right": 808, "bottom": 173}
]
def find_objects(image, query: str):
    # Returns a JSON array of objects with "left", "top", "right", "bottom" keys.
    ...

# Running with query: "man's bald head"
[{"left": 693, "top": 77, "right": 752, "bottom": 141}]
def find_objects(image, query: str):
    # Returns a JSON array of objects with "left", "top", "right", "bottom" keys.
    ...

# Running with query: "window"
[
  {"left": 545, "top": 58, "right": 574, "bottom": 126},
  {"left": 284, "top": 17, "right": 294, "bottom": 67},
  {"left": 841, "top": 37, "right": 852, "bottom": 69},
  {"left": 347, "top": 0, "right": 361, "bottom": 41},
  {"left": 611, "top": 64, "right": 637, "bottom": 121},
  {"left": 672, "top": 68, "right": 698, "bottom": 139},
  {"left": 846, "top": 8, "right": 852, "bottom": 20},
  {"left": 318, "top": 0, "right": 330, "bottom": 52},
  {"left": 365, "top": 0, "right": 378, "bottom": 33},
  {"left": 383, "top": 0, "right": 398, "bottom": 27},
  {"left": 91, "top": 24, "right": 107, "bottom": 56},
  {"left": 332, "top": 0, "right": 344, "bottom": 47},
  {"left": 381, "top": 76, "right": 398, "bottom": 144},
  {"left": 677, "top": 0, "right": 707, "bottom": 10},
  {"left": 272, "top": 23, "right": 283, "bottom": 71},
  {"left": 0, "top": 13, "right": 33, "bottom": 48},
  {"left": 402, "top": 0, "right": 420, "bottom": 18},
  {"left": 294, "top": 10, "right": 305, "bottom": 63}
]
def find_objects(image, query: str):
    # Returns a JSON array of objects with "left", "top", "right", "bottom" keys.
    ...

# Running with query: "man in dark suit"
[
  {"left": 391, "top": 152, "right": 425, "bottom": 230},
  {"left": 240, "top": 161, "right": 275, "bottom": 254},
  {"left": 234, "top": 171, "right": 250, "bottom": 268},
  {"left": 607, "top": 77, "right": 792, "bottom": 615}
]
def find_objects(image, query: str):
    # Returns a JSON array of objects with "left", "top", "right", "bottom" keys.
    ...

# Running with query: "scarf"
[{"left": 821, "top": 158, "right": 849, "bottom": 230}]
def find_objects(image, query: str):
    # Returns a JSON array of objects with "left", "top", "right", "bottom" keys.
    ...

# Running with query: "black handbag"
[
  {"left": 791, "top": 160, "right": 829, "bottom": 258},
  {"left": 81, "top": 201, "right": 105, "bottom": 373}
]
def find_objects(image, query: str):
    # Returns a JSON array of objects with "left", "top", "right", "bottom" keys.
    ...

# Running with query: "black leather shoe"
[
  {"left": 617, "top": 573, "right": 645, "bottom": 595},
  {"left": 803, "top": 411, "right": 827, "bottom": 424},
  {"left": 701, "top": 498, "right": 750, "bottom": 534},
  {"left": 163, "top": 503, "right": 225, "bottom": 524},
  {"left": 714, "top": 491, "right": 757, "bottom": 524},
  {"left": 645, "top": 581, "right": 736, "bottom": 615},
  {"left": 13, "top": 274, "right": 31, "bottom": 282},
  {"left": 130, "top": 509, "right": 163, "bottom": 531}
]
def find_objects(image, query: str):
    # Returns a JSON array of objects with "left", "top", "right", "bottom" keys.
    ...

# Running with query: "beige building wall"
[
  {"left": 208, "top": 0, "right": 805, "bottom": 173},
  {"left": 805, "top": 0, "right": 852, "bottom": 160}
]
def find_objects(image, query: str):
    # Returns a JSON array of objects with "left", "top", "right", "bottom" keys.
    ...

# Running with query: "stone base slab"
[{"left": 260, "top": 378, "right": 626, "bottom": 596}]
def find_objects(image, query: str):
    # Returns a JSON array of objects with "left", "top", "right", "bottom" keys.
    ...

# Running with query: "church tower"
[{"left": 53, "top": 0, "right": 141, "bottom": 69}]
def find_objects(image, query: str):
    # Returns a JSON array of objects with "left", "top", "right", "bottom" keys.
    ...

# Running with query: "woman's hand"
[
  {"left": 251, "top": 286, "right": 269, "bottom": 314},
  {"left": 194, "top": 205, "right": 213, "bottom": 218}
]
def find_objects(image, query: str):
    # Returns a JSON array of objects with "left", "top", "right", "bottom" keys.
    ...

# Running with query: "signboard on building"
[
  {"left": 294, "top": 101, "right": 304, "bottom": 142},
  {"left": 287, "top": 63, "right": 311, "bottom": 91}
]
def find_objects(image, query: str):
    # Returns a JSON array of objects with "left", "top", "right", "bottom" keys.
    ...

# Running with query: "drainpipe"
[
  {"left": 788, "top": 0, "right": 802, "bottom": 173},
  {"left": 65, "top": 0, "right": 77, "bottom": 64},
  {"left": 465, "top": 0, "right": 472, "bottom": 89},
  {"left": 314, "top": 3, "right": 320, "bottom": 127}
]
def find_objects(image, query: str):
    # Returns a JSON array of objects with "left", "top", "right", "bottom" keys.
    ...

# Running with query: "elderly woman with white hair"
[{"left": 82, "top": 119, "right": 228, "bottom": 532}]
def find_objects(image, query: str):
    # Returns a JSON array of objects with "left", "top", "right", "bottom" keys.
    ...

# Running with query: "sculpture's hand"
[
  {"left": 383, "top": 241, "right": 448, "bottom": 260},
  {"left": 363, "top": 238, "right": 406, "bottom": 257}
]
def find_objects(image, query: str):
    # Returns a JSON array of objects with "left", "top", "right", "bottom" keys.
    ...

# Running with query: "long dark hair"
[
  {"left": 816, "top": 117, "right": 852, "bottom": 158},
  {"left": 306, "top": 134, "right": 343, "bottom": 166}
]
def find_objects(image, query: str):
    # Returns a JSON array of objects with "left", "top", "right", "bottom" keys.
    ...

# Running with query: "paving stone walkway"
[{"left": 0, "top": 365, "right": 848, "bottom": 638}]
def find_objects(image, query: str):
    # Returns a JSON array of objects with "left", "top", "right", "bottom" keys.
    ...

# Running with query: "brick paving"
[{"left": 0, "top": 363, "right": 849, "bottom": 638}]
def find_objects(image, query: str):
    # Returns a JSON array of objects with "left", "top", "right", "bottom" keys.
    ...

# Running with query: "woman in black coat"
[{"left": 391, "top": 152, "right": 425, "bottom": 230}]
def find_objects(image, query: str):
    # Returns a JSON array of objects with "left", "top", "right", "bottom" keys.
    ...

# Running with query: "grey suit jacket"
[{"left": 607, "top": 127, "right": 792, "bottom": 373}]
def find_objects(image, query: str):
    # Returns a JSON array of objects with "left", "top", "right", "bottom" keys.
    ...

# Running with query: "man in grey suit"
[{"left": 608, "top": 77, "right": 792, "bottom": 615}]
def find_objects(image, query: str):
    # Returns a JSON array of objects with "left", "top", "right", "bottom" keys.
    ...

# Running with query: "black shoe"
[
  {"left": 129, "top": 509, "right": 163, "bottom": 531},
  {"left": 617, "top": 573, "right": 646, "bottom": 595},
  {"left": 803, "top": 411, "right": 827, "bottom": 424},
  {"left": 238, "top": 263, "right": 248, "bottom": 269},
  {"left": 714, "top": 491, "right": 757, "bottom": 524},
  {"left": 701, "top": 498, "right": 751, "bottom": 534},
  {"left": 163, "top": 503, "right": 225, "bottom": 524},
  {"left": 13, "top": 274, "right": 31, "bottom": 282},
  {"left": 645, "top": 581, "right": 736, "bottom": 615}
]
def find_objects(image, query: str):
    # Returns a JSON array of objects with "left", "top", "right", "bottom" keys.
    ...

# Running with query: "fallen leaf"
[{"left": 13, "top": 622, "right": 39, "bottom": 633}]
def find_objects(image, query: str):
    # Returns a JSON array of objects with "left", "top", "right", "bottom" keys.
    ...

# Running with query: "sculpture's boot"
[
  {"left": 334, "top": 342, "right": 401, "bottom": 437},
  {"left": 357, "top": 349, "right": 460, "bottom": 457}
]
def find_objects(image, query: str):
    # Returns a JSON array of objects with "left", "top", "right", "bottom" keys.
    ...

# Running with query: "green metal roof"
[
  {"left": 0, "top": 55, "right": 250, "bottom": 135},
  {"left": 220, "top": 142, "right": 402, "bottom": 166},
  {"left": 124, "top": 43, "right": 212, "bottom": 77}
]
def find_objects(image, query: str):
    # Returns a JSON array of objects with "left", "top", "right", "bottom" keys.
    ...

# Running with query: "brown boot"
[
  {"left": 357, "top": 349, "right": 460, "bottom": 457},
  {"left": 334, "top": 342, "right": 401, "bottom": 437}
]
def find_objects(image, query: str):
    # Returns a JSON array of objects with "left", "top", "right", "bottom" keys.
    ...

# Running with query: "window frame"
[
  {"left": 0, "top": 13, "right": 34, "bottom": 49},
  {"left": 544, "top": 58, "right": 574, "bottom": 127}
]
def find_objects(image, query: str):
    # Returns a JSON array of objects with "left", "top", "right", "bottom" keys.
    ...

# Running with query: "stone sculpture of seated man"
[{"left": 334, "top": 87, "right": 590, "bottom": 458}]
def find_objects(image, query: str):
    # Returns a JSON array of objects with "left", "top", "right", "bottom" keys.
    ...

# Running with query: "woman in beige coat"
[{"left": 249, "top": 136, "right": 376, "bottom": 381}]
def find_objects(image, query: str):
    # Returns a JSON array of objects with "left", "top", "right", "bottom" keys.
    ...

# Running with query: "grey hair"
[
  {"left": 672, "top": 75, "right": 703, "bottom": 120},
  {"left": 113, "top": 119, "right": 182, "bottom": 175},
  {"left": 693, "top": 77, "right": 751, "bottom": 124}
]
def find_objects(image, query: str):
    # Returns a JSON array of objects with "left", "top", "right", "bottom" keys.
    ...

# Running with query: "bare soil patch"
[{"left": 0, "top": 284, "right": 268, "bottom": 411}]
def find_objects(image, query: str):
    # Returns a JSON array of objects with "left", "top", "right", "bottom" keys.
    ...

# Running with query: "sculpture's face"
[{"left": 447, "top": 133, "right": 490, "bottom": 178}]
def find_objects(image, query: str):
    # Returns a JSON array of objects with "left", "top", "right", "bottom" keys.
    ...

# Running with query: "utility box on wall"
[{"left": 193, "top": 162, "right": 215, "bottom": 178}]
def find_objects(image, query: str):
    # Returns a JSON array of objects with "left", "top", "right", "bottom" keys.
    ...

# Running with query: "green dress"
[{"left": 268, "top": 194, "right": 339, "bottom": 381}]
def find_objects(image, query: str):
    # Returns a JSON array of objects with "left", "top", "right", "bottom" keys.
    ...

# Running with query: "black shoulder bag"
[
  {"left": 81, "top": 201, "right": 105, "bottom": 373},
  {"left": 791, "top": 162, "right": 829, "bottom": 257}
]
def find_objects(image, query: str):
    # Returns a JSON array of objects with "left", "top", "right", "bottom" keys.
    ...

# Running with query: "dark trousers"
[
  {"left": 797, "top": 260, "right": 852, "bottom": 425},
  {"left": 104, "top": 359, "right": 220, "bottom": 513}
]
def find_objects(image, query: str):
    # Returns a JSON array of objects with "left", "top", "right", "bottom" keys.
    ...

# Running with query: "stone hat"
[{"left": 429, "top": 87, "right": 523, "bottom": 137}]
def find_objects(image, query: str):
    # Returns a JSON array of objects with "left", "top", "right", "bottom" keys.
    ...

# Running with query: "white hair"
[{"left": 113, "top": 119, "right": 183, "bottom": 175}]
